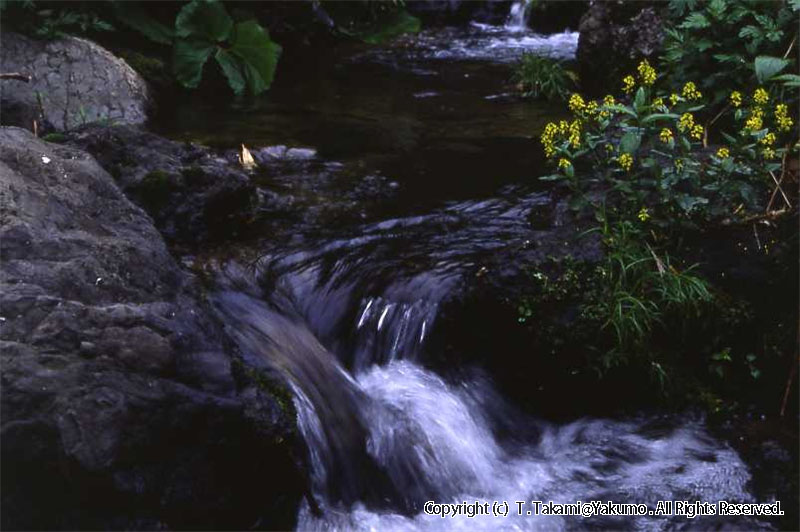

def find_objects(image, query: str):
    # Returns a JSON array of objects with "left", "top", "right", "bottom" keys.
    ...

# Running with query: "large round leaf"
[
  {"left": 227, "top": 20, "right": 282, "bottom": 95},
  {"left": 174, "top": 38, "right": 216, "bottom": 88},
  {"left": 175, "top": 0, "right": 232, "bottom": 42}
]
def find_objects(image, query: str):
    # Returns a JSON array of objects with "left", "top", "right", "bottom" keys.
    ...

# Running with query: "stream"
[{"left": 156, "top": 20, "right": 774, "bottom": 531}]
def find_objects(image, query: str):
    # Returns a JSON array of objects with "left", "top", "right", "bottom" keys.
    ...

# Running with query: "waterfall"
[
  {"left": 209, "top": 261, "right": 761, "bottom": 531},
  {"left": 505, "top": 0, "right": 529, "bottom": 31}
]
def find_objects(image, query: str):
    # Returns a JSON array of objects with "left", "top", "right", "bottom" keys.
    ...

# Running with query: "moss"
[
  {"left": 133, "top": 170, "right": 175, "bottom": 211},
  {"left": 119, "top": 50, "right": 172, "bottom": 87},
  {"left": 41, "top": 133, "right": 68, "bottom": 143},
  {"left": 231, "top": 358, "right": 294, "bottom": 418},
  {"left": 181, "top": 165, "right": 207, "bottom": 183}
]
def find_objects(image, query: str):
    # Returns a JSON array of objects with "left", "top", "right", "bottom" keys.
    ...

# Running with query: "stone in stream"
[
  {"left": 0, "top": 32, "right": 151, "bottom": 132},
  {"left": 66, "top": 124, "right": 258, "bottom": 244},
  {"left": 0, "top": 127, "right": 305, "bottom": 530}
]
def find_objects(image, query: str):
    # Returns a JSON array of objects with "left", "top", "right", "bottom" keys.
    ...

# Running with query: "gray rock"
[
  {"left": 66, "top": 124, "right": 257, "bottom": 244},
  {"left": 577, "top": 3, "right": 665, "bottom": 96},
  {"left": 0, "top": 127, "right": 304, "bottom": 530},
  {"left": 0, "top": 32, "right": 151, "bottom": 132}
]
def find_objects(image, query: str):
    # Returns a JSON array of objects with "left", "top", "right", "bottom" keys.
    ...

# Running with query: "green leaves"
[
  {"left": 171, "top": 0, "right": 281, "bottom": 95},
  {"left": 620, "top": 131, "right": 642, "bottom": 154},
  {"left": 173, "top": 39, "right": 216, "bottom": 88},
  {"left": 754, "top": 55, "right": 790, "bottom": 82},
  {"left": 356, "top": 10, "right": 421, "bottom": 44},
  {"left": 112, "top": 1, "right": 173, "bottom": 44},
  {"left": 225, "top": 20, "right": 282, "bottom": 95},
  {"left": 175, "top": 0, "right": 232, "bottom": 41}
]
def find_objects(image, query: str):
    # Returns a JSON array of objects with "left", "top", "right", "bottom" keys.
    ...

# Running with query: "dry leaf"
[{"left": 239, "top": 144, "right": 257, "bottom": 170}]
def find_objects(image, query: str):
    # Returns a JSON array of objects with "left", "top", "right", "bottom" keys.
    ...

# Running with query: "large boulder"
[
  {"left": 0, "top": 127, "right": 305, "bottom": 530},
  {"left": 65, "top": 124, "right": 257, "bottom": 245},
  {"left": 0, "top": 32, "right": 151, "bottom": 132},
  {"left": 576, "top": 2, "right": 665, "bottom": 96}
]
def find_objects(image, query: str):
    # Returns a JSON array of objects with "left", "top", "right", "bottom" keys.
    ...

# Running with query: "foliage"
[
  {"left": 513, "top": 53, "right": 577, "bottom": 101},
  {"left": 661, "top": 0, "right": 799, "bottom": 109},
  {"left": 323, "top": 1, "right": 420, "bottom": 44},
  {"left": 119, "top": 0, "right": 282, "bottom": 95},
  {"left": 532, "top": 4, "right": 798, "bottom": 393},
  {"left": 0, "top": 1, "right": 113, "bottom": 39},
  {"left": 539, "top": 59, "right": 797, "bottom": 225},
  {"left": 583, "top": 218, "right": 711, "bottom": 373}
]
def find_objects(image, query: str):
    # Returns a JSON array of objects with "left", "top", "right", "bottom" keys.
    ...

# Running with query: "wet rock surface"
[
  {"left": 0, "top": 127, "right": 304, "bottom": 530},
  {"left": 0, "top": 32, "right": 151, "bottom": 132},
  {"left": 65, "top": 124, "right": 258, "bottom": 245}
]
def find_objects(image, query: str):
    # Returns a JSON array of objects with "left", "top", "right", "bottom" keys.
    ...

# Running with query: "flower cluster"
[
  {"left": 681, "top": 81, "right": 702, "bottom": 100},
  {"left": 541, "top": 119, "right": 582, "bottom": 158},
  {"left": 637, "top": 59, "right": 657, "bottom": 86},
  {"left": 678, "top": 112, "right": 695, "bottom": 132},
  {"left": 743, "top": 108, "right": 764, "bottom": 131},
  {"left": 759, "top": 132, "right": 776, "bottom": 146},
  {"left": 622, "top": 75, "right": 636, "bottom": 94},
  {"left": 568, "top": 93, "right": 585, "bottom": 113},
  {"left": 716, "top": 147, "right": 730, "bottom": 159},
  {"left": 730, "top": 91, "right": 742, "bottom": 108},
  {"left": 669, "top": 93, "right": 680, "bottom": 105},
  {"left": 659, "top": 128, "right": 673, "bottom": 143},
  {"left": 558, "top": 158, "right": 572, "bottom": 171},
  {"left": 775, "top": 104, "right": 794, "bottom": 132},
  {"left": 637, "top": 207, "right": 650, "bottom": 222},
  {"left": 753, "top": 87, "right": 769, "bottom": 105},
  {"left": 617, "top": 153, "right": 633, "bottom": 171}
]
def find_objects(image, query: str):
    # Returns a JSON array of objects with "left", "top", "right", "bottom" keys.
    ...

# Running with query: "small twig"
[
  {"left": 768, "top": 170, "right": 792, "bottom": 210},
  {"left": 752, "top": 222, "right": 762, "bottom": 251},
  {"left": 0, "top": 72, "right": 31, "bottom": 82},
  {"left": 766, "top": 151, "right": 789, "bottom": 213},
  {"left": 721, "top": 208, "right": 790, "bottom": 226},
  {"left": 780, "top": 350, "right": 799, "bottom": 417},
  {"left": 783, "top": 35, "right": 797, "bottom": 60}
]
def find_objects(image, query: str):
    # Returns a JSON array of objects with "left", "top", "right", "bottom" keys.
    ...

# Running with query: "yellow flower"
[
  {"left": 568, "top": 93, "right": 586, "bottom": 113},
  {"left": 568, "top": 120, "right": 582, "bottom": 148},
  {"left": 775, "top": 104, "right": 794, "bottom": 132},
  {"left": 637, "top": 207, "right": 650, "bottom": 222},
  {"left": 762, "top": 147, "right": 776, "bottom": 159},
  {"left": 653, "top": 97, "right": 664, "bottom": 109},
  {"left": 744, "top": 108, "right": 763, "bottom": 131},
  {"left": 691, "top": 124, "right": 704, "bottom": 140},
  {"left": 759, "top": 132, "right": 776, "bottom": 146},
  {"left": 753, "top": 87, "right": 769, "bottom": 105},
  {"left": 659, "top": 128, "right": 673, "bottom": 143},
  {"left": 617, "top": 153, "right": 633, "bottom": 171},
  {"left": 730, "top": 91, "right": 742, "bottom": 108},
  {"left": 716, "top": 147, "right": 730, "bottom": 159},
  {"left": 558, "top": 158, "right": 572, "bottom": 170},
  {"left": 637, "top": 59, "right": 657, "bottom": 85},
  {"left": 674, "top": 158, "right": 684, "bottom": 172},
  {"left": 540, "top": 122, "right": 559, "bottom": 158},
  {"left": 558, "top": 120, "right": 569, "bottom": 134},
  {"left": 622, "top": 75, "right": 636, "bottom": 94},
  {"left": 603, "top": 95, "right": 615, "bottom": 106},
  {"left": 585, "top": 100, "right": 599, "bottom": 117},
  {"left": 681, "top": 81, "right": 702, "bottom": 100},
  {"left": 669, "top": 93, "right": 680, "bottom": 105},
  {"left": 678, "top": 112, "right": 695, "bottom": 132}
]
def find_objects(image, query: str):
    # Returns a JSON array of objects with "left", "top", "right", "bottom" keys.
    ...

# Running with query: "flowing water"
[{"left": 157, "top": 19, "right": 779, "bottom": 531}]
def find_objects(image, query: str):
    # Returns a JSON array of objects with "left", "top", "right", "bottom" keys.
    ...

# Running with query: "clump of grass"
[{"left": 512, "top": 53, "right": 577, "bottom": 101}]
